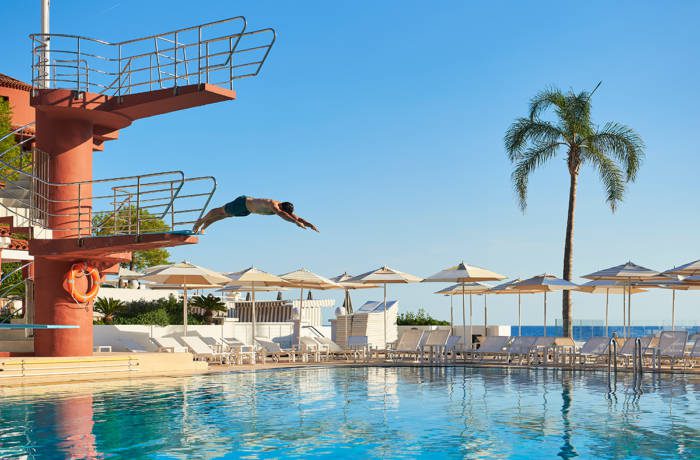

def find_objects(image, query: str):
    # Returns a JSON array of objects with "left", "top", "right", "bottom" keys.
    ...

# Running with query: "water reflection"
[{"left": 0, "top": 368, "right": 697, "bottom": 458}]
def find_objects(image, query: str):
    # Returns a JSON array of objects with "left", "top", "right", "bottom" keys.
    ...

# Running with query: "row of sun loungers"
[
  {"left": 384, "top": 329, "right": 700, "bottom": 370},
  {"left": 117, "top": 329, "right": 699, "bottom": 370}
]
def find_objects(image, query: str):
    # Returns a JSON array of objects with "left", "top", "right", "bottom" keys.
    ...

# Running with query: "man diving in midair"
[{"left": 193, "top": 195, "right": 319, "bottom": 233}]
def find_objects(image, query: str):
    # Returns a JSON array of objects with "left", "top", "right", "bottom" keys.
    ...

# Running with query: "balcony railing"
[
  {"left": 30, "top": 16, "right": 275, "bottom": 96},
  {"left": 0, "top": 123, "right": 217, "bottom": 237}
]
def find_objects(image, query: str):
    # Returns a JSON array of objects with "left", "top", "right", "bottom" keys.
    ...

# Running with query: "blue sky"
[{"left": 3, "top": 1, "right": 699, "bottom": 326}]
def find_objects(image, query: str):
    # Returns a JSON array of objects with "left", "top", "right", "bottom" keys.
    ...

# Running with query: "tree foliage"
[
  {"left": 504, "top": 85, "right": 644, "bottom": 337},
  {"left": 94, "top": 297, "right": 126, "bottom": 324},
  {"left": 397, "top": 308, "right": 449, "bottom": 326},
  {"left": 189, "top": 294, "right": 227, "bottom": 325},
  {"left": 504, "top": 86, "right": 644, "bottom": 212},
  {"left": 97, "top": 294, "right": 205, "bottom": 326},
  {"left": 92, "top": 205, "right": 171, "bottom": 271},
  {"left": 0, "top": 100, "right": 31, "bottom": 182}
]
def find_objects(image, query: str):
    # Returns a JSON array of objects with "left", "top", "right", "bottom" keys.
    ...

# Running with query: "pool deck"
[{"left": 1, "top": 352, "right": 698, "bottom": 387}]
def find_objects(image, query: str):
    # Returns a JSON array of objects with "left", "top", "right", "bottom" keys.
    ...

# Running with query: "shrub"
[{"left": 397, "top": 308, "right": 450, "bottom": 326}]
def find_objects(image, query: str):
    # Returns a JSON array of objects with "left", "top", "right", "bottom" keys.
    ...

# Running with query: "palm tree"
[
  {"left": 504, "top": 85, "right": 644, "bottom": 337},
  {"left": 189, "top": 294, "right": 227, "bottom": 325},
  {"left": 94, "top": 297, "right": 126, "bottom": 324}
]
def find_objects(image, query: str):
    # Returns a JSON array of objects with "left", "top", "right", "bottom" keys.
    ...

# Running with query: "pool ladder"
[{"left": 607, "top": 336, "right": 644, "bottom": 396}]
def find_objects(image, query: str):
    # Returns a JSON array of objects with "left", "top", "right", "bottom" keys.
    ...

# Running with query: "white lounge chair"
[
  {"left": 618, "top": 336, "right": 652, "bottom": 367},
  {"left": 314, "top": 336, "right": 349, "bottom": 360},
  {"left": 390, "top": 329, "right": 424, "bottom": 362},
  {"left": 180, "top": 335, "right": 230, "bottom": 364},
  {"left": 655, "top": 331, "right": 688, "bottom": 370},
  {"left": 444, "top": 335, "right": 462, "bottom": 362},
  {"left": 347, "top": 336, "right": 370, "bottom": 362},
  {"left": 255, "top": 337, "right": 297, "bottom": 363},
  {"left": 576, "top": 336, "right": 611, "bottom": 366},
  {"left": 506, "top": 336, "right": 537, "bottom": 365},
  {"left": 471, "top": 336, "right": 511, "bottom": 362},
  {"left": 151, "top": 336, "right": 188, "bottom": 353},
  {"left": 300, "top": 336, "right": 324, "bottom": 362},
  {"left": 422, "top": 329, "right": 451, "bottom": 363},
  {"left": 220, "top": 337, "right": 256, "bottom": 364},
  {"left": 116, "top": 338, "right": 150, "bottom": 353}
]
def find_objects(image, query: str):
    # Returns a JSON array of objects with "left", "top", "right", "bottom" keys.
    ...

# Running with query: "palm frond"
[
  {"left": 529, "top": 87, "right": 567, "bottom": 120},
  {"left": 511, "top": 142, "right": 560, "bottom": 211},
  {"left": 504, "top": 118, "right": 564, "bottom": 161},
  {"left": 580, "top": 146, "right": 625, "bottom": 211},
  {"left": 586, "top": 122, "right": 644, "bottom": 181}
]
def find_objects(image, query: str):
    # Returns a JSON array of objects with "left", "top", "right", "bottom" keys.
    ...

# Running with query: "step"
[
  {"left": 0, "top": 189, "right": 30, "bottom": 200},
  {"left": 0, "top": 339, "right": 33, "bottom": 353}
]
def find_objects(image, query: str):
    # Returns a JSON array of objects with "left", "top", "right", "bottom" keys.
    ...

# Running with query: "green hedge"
[
  {"left": 96, "top": 294, "right": 205, "bottom": 326},
  {"left": 397, "top": 308, "right": 450, "bottom": 326}
]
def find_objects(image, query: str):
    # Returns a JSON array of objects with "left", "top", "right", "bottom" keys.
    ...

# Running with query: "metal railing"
[
  {"left": 31, "top": 16, "right": 275, "bottom": 96},
  {"left": 0, "top": 263, "right": 32, "bottom": 325},
  {"left": 0, "top": 123, "right": 217, "bottom": 237}
]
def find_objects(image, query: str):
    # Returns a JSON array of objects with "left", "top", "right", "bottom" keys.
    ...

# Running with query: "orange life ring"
[{"left": 64, "top": 262, "right": 100, "bottom": 304}]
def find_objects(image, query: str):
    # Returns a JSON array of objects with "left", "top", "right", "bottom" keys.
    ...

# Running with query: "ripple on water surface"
[{"left": 0, "top": 367, "right": 697, "bottom": 459}]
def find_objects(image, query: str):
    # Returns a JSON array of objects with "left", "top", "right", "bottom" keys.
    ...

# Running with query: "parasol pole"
[
  {"left": 183, "top": 285, "right": 188, "bottom": 336},
  {"left": 543, "top": 291, "right": 547, "bottom": 337},
  {"left": 461, "top": 284, "right": 467, "bottom": 352},
  {"left": 605, "top": 288, "right": 609, "bottom": 337},
  {"left": 383, "top": 283, "right": 388, "bottom": 349},
  {"left": 518, "top": 293, "right": 522, "bottom": 337}
]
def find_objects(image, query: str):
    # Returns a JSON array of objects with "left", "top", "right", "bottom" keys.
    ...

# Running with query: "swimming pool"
[{"left": 0, "top": 367, "right": 697, "bottom": 458}]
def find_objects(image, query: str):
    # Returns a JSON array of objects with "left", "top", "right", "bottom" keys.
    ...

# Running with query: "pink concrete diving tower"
[{"left": 24, "top": 17, "right": 275, "bottom": 356}]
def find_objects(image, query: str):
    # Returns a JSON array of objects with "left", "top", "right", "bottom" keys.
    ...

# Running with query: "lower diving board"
[{"left": 0, "top": 324, "right": 79, "bottom": 329}]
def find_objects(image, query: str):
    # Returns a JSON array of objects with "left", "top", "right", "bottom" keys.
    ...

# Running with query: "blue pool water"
[{"left": 0, "top": 367, "right": 697, "bottom": 459}]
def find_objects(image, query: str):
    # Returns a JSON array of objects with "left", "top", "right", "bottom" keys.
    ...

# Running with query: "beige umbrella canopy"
[
  {"left": 140, "top": 262, "right": 230, "bottom": 335},
  {"left": 662, "top": 259, "right": 700, "bottom": 277},
  {"left": 347, "top": 266, "right": 422, "bottom": 348},
  {"left": 636, "top": 277, "right": 700, "bottom": 331},
  {"left": 424, "top": 262, "right": 505, "bottom": 349},
  {"left": 577, "top": 280, "right": 647, "bottom": 336},
  {"left": 117, "top": 267, "right": 144, "bottom": 280},
  {"left": 434, "top": 286, "right": 456, "bottom": 331},
  {"left": 280, "top": 268, "right": 342, "bottom": 348},
  {"left": 510, "top": 274, "right": 578, "bottom": 337},
  {"left": 583, "top": 261, "right": 664, "bottom": 338},
  {"left": 225, "top": 267, "right": 289, "bottom": 340},
  {"left": 489, "top": 278, "right": 538, "bottom": 337}
]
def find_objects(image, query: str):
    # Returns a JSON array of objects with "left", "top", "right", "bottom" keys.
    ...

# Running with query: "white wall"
[
  {"left": 97, "top": 287, "right": 180, "bottom": 303},
  {"left": 93, "top": 319, "right": 296, "bottom": 351}
]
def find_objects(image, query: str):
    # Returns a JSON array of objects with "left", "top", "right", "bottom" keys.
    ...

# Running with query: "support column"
[{"left": 33, "top": 110, "right": 95, "bottom": 357}]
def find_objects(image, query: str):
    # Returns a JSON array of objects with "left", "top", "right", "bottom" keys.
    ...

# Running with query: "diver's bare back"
[{"left": 193, "top": 195, "right": 319, "bottom": 233}]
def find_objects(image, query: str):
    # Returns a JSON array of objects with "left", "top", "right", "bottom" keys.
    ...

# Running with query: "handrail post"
[
  {"left": 118, "top": 44, "right": 122, "bottom": 98},
  {"left": 170, "top": 181, "right": 175, "bottom": 230},
  {"left": 77, "top": 183, "right": 81, "bottom": 237},
  {"left": 174, "top": 31, "right": 179, "bottom": 91},
  {"left": 197, "top": 27, "right": 202, "bottom": 85},
  {"left": 113, "top": 189, "right": 118, "bottom": 235},
  {"left": 635, "top": 337, "right": 643, "bottom": 375},
  {"left": 135, "top": 177, "right": 141, "bottom": 235},
  {"left": 75, "top": 37, "right": 80, "bottom": 92}
]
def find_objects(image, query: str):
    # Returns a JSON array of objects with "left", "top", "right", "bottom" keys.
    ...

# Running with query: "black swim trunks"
[{"left": 223, "top": 195, "right": 251, "bottom": 217}]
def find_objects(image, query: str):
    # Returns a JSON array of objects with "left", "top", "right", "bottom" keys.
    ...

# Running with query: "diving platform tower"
[{"left": 0, "top": 16, "right": 274, "bottom": 356}]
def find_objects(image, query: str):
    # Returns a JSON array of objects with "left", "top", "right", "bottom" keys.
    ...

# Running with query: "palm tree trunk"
[{"left": 562, "top": 170, "right": 578, "bottom": 338}]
